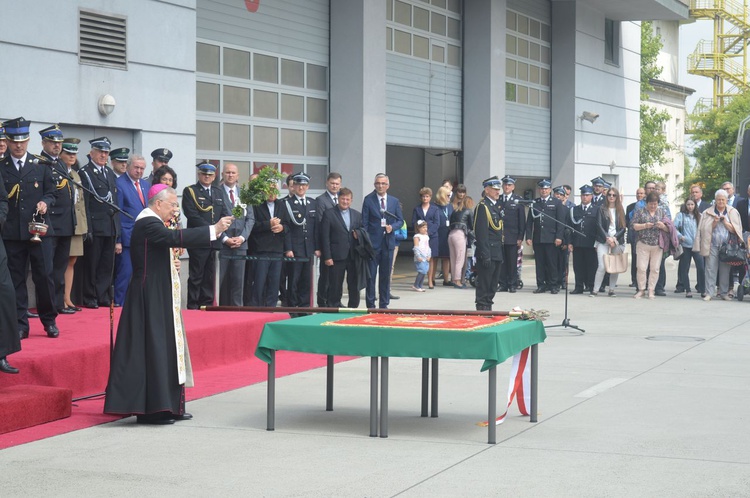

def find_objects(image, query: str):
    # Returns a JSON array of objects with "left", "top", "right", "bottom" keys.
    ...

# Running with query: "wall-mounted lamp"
[
  {"left": 579, "top": 111, "right": 599, "bottom": 124},
  {"left": 98, "top": 94, "right": 116, "bottom": 116}
]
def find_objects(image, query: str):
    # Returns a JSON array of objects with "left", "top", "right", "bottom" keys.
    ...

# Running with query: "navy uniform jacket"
[
  {"left": 182, "top": 183, "right": 229, "bottom": 250},
  {"left": 525, "top": 196, "right": 566, "bottom": 244},
  {"left": 42, "top": 151, "right": 76, "bottom": 237},
  {"left": 473, "top": 197, "right": 504, "bottom": 262},
  {"left": 79, "top": 159, "right": 120, "bottom": 238},
  {"left": 499, "top": 193, "right": 526, "bottom": 244},
  {"left": 567, "top": 204, "right": 599, "bottom": 247},
  {"left": 0, "top": 154, "right": 57, "bottom": 240},
  {"left": 283, "top": 195, "right": 317, "bottom": 257}
]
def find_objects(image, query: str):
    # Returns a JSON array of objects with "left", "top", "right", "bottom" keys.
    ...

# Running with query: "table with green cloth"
[{"left": 255, "top": 313, "right": 547, "bottom": 444}]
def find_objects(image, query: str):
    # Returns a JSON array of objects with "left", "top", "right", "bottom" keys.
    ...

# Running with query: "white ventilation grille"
[{"left": 79, "top": 10, "right": 127, "bottom": 69}]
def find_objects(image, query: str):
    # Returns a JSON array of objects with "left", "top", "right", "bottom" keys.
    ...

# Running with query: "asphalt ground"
[{"left": 1, "top": 255, "right": 749, "bottom": 497}]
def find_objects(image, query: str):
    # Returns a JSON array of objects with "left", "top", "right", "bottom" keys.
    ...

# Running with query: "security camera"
[{"left": 580, "top": 111, "right": 599, "bottom": 123}]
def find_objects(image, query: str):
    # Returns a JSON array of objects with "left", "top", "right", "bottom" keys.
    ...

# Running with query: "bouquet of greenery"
[{"left": 233, "top": 166, "right": 285, "bottom": 218}]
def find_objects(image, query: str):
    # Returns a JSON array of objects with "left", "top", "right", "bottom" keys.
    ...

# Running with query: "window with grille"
[{"left": 78, "top": 10, "right": 127, "bottom": 70}]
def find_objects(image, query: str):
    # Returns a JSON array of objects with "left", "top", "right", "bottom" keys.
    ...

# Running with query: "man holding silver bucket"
[{"left": 0, "top": 117, "right": 59, "bottom": 340}]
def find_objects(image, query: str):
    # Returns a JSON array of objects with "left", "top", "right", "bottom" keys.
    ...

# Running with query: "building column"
[
  {"left": 550, "top": 1, "right": 576, "bottom": 188},
  {"left": 330, "top": 0, "right": 387, "bottom": 203},
  {"left": 463, "top": 0, "right": 506, "bottom": 197}
]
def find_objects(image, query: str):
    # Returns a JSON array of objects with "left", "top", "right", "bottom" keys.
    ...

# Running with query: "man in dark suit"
[
  {"left": 0, "top": 117, "right": 59, "bottom": 339},
  {"left": 39, "top": 124, "right": 76, "bottom": 315},
  {"left": 689, "top": 184, "right": 711, "bottom": 212},
  {"left": 567, "top": 185, "right": 600, "bottom": 295},
  {"left": 283, "top": 172, "right": 318, "bottom": 308},
  {"left": 315, "top": 172, "right": 342, "bottom": 307},
  {"left": 182, "top": 161, "right": 230, "bottom": 309},
  {"left": 722, "top": 181, "right": 740, "bottom": 208},
  {"left": 218, "top": 163, "right": 254, "bottom": 306},
  {"left": 474, "top": 177, "right": 504, "bottom": 311},
  {"left": 362, "top": 173, "right": 403, "bottom": 309},
  {"left": 591, "top": 177, "right": 607, "bottom": 206},
  {"left": 525, "top": 179, "right": 566, "bottom": 294},
  {"left": 320, "top": 187, "right": 362, "bottom": 308},
  {"left": 79, "top": 137, "right": 121, "bottom": 308},
  {"left": 250, "top": 184, "right": 288, "bottom": 307},
  {"left": 114, "top": 154, "right": 149, "bottom": 306},
  {"left": 498, "top": 175, "right": 525, "bottom": 293},
  {"left": 110, "top": 147, "right": 129, "bottom": 179}
]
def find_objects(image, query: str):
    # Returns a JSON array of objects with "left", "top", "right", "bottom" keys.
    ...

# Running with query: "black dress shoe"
[
  {"left": 136, "top": 415, "right": 175, "bottom": 425},
  {"left": 44, "top": 324, "right": 60, "bottom": 338},
  {"left": 550, "top": 288, "right": 559, "bottom": 294},
  {"left": 570, "top": 289, "right": 584, "bottom": 295},
  {"left": 509, "top": 287, "right": 516, "bottom": 293},
  {"left": 27, "top": 311, "right": 39, "bottom": 318},
  {"left": 84, "top": 302, "right": 99, "bottom": 309},
  {"left": 67, "top": 306, "right": 83, "bottom": 312},
  {"left": 0, "top": 357, "right": 19, "bottom": 374},
  {"left": 19, "top": 330, "right": 29, "bottom": 340},
  {"left": 58, "top": 308, "right": 76, "bottom": 315},
  {"left": 533, "top": 288, "right": 546, "bottom": 294},
  {"left": 172, "top": 412, "right": 193, "bottom": 421},
  {"left": 655, "top": 290, "right": 666, "bottom": 297},
  {"left": 390, "top": 295, "right": 400, "bottom": 300}
]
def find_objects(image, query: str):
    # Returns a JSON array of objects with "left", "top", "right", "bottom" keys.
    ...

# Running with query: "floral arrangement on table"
[{"left": 232, "top": 166, "right": 285, "bottom": 218}]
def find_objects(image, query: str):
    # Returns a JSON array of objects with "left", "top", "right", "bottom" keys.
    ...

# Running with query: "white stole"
[{"left": 136, "top": 208, "right": 193, "bottom": 386}]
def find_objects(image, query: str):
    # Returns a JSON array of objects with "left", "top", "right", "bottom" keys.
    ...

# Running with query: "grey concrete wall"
[{"left": 330, "top": 0, "right": 387, "bottom": 204}]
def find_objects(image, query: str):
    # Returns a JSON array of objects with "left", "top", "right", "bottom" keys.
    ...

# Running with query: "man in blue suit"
[
  {"left": 115, "top": 154, "right": 150, "bottom": 306},
  {"left": 362, "top": 173, "right": 403, "bottom": 309}
]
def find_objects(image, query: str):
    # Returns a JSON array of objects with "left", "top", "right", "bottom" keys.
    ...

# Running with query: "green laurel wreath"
[{"left": 233, "top": 166, "right": 285, "bottom": 218}]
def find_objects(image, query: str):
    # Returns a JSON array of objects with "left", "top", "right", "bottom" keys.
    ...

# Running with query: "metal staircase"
[{"left": 687, "top": 0, "right": 750, "bottom": 111}]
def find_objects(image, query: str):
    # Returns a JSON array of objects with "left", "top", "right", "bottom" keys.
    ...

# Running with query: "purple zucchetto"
[{"left": 148, "top": 183, "right": 170, "bottom": 200}]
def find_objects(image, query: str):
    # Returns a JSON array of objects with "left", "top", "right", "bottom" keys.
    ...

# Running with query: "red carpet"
[{"left": 0, "top": 308, "right": 349, "bottom": 449}]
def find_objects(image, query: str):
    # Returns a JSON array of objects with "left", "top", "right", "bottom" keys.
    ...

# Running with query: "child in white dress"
[{"left": 412, "top": 221, "right": 431, "bottom": 291}]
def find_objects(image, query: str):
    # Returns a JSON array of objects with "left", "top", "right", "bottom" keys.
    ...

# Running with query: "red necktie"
[
  {"left": 230, "top": 188, "right": 235, "bottom": 205},
  {"left": 135, "top": 180, "right": 145, "bottom": 206}
]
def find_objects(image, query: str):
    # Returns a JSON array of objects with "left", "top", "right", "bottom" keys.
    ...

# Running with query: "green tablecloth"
[{"left": 255, "top": 313, "right": 546, "bottom": 371}]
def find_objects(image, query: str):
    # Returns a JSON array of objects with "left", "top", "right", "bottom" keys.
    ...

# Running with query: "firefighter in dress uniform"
[
  {"left": 182, "top": 161, "right": 231, "bottom": 309},
  {"left": 473, "top": 176, "right": 504, "bottom": 311},
  {"left": 283, "top": 172, "right": 319, "bottom": 308},
  {"left": 525, "top": 179, "right": 566, "bottom": 294},
  {"left": 567, "top": 185, "right": 600, "bottom": 295}
]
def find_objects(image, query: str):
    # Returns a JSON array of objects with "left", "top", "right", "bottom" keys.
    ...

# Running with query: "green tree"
[
  {"left": 640, "top": 21, "right": 671, "bottom": 185},
  {"left": 687, "top": 91, "right": 750, "bottom": 200}
]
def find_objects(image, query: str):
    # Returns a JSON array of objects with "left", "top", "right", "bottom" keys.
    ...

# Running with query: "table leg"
[
  {"left": 530, "top": 344, "right": 538, "bottom": 423},
  {"left": 370, "top": 357, "right": 378, "bottom": 437},
  {"left": 421, "top": 358, "right": 428, "bottom": 417},
  {"left": 326, "top": 355, "right": 334, "bottom": 411},
  {"left": 431, "top": 358, "right": 439, "bottom": 418},
  {"left": 267, "top": 350, "right": 275, "bottom": 431},
  {"left": 488, "top": 365, "right": 497, "bottom": 444},
  {"left": 380, "top": 357, "right": 389, "bottom": 438}
]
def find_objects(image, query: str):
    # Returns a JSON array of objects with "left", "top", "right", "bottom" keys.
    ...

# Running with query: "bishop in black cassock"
[{"left": 104, "top": 185, "right": 233, "bottom": 424}]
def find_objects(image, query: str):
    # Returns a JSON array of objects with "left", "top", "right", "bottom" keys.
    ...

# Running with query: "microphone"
[
  {"left": 381, "top": 209, "right": 398, "bottom": 220},
  {"left": 513, "top": 198, "right": 534, "bottom": 205},
  {"left": 30, "top": 157, "right": 56, "bottom": 166}
]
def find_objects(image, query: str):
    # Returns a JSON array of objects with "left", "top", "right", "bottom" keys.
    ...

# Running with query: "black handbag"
[{"left": 719, "top": 233, "right": 746, "bottom": 266}]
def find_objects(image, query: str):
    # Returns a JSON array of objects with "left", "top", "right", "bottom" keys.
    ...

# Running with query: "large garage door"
[
  {"left": 505, "top": 0, "right": 551, "bottom": 178},
  {"left": 196, "top": 0, "right": 329, "bottom": 190},
  {"left": 385, "top": 0, "right": 462, "bottom": 149}
]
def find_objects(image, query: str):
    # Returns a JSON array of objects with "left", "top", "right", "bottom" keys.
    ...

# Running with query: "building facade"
[{"left": 1, "top": 0, "right": 690, "bottom": 214}]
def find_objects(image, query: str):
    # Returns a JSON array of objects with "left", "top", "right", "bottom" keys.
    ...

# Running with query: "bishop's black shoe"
[
  {"left": 172, "top": 412, "right": 193, "bottom": 421},
  {"left": 0, "top": 357, "right": 19, "bottom": 374}
]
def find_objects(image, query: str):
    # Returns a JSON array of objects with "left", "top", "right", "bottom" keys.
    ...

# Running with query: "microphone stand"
[
  {"left": 522, "top": 200, "right": 585, "bottom": 334},
  {"left": 56, "top": 167, "right": 135, "bottom": 402}
]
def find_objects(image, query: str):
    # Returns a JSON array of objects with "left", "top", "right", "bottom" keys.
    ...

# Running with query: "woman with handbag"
[
  {"left": 448, "top": 195, "right": 475, "bottom": 288},
  {"left": 694, "top": 189, "right": 743, "bottom": 301},
  {"left": 592, "top": 187, "right": 627, "bottom": 297},
  {"left": 631, "top": 192, "right": 669, "bottom": 299},
  {"left": 674, "top": 199, "right": 705, "bottom": 298}
]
